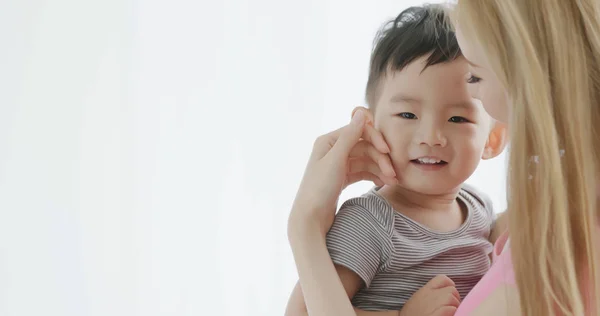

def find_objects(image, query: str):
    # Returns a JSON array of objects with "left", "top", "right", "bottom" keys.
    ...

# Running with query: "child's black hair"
[{"left": 365, "top": 4, "right": 461, "bottom": 108}]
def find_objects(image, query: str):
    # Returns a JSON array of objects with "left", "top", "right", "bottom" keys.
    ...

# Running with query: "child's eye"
[
  {"left": 397, "top": 112, "right": 417, "bottom": 119},
  {"left": 467, "top": 75, "right": 482, "bottom": 84},
  {"left": 449, "top": 116, "right": 470, "bottom": 123}
]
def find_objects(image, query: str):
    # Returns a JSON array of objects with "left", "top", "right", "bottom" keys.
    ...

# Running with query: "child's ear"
[
  {"left": 482, "top": 122, "right": 508, "bottom": 160},
  {"left": 352, "top": 106, "right": 374, "bottom": 124}
]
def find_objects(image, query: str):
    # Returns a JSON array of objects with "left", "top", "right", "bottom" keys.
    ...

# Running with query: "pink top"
[
  {"left": 455, "top": 231, "right": 515, "bottom": 315},
  {"left": 456, "top": 230, "right": 596, "bottom": 315}
]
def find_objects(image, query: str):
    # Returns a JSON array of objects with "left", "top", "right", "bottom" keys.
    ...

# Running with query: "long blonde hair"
[{"left": 455, "top": 0, "right": 600, "bottom": 315}]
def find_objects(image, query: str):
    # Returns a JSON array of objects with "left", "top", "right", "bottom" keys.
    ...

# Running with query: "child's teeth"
[{"left": 418, "top": 158, "right": 441, "bottom": 164}]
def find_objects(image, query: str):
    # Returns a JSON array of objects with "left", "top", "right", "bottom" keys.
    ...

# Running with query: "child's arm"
[{"left": 284, "top": 264, "right": 399, "bottom": 316}]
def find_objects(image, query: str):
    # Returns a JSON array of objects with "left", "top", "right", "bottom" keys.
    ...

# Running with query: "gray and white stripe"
[{"left": 325, "top": 184, "right": 495, "bottom": 311}]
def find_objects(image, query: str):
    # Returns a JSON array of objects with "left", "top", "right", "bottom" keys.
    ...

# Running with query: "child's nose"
[{"left": 416, "top": 125, "right": 447, "bottom": 147}]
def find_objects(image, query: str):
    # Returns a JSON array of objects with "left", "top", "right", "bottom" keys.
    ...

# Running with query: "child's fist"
[{"left": 400, "top": 275, "right": 461, "bottom": 316}]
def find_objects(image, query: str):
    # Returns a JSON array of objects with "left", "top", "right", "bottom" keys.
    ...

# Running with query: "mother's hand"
[{"left": 288, "top": 107, "right": 396, "bottom": 239}]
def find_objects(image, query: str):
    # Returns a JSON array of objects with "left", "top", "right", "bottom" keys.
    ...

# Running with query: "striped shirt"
[{"left": 325, "top": 184, "right": 495, "bottom": 311}]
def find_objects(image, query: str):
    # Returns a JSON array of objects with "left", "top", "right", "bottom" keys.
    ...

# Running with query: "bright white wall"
[{"left": 0, "top": 0, "right": 506, "bottom": 315}]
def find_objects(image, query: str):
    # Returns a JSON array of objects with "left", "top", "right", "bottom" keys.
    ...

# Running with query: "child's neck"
[{"left": 378, "top": 184, "right": 460, "bottom": 212}]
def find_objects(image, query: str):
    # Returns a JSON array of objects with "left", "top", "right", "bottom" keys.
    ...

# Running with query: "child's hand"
[
  {"left": 399, "top": 275, "right": 461, "bottom": 316},
  {"left": 288, "top": 108, "right": 397, "bottom": 238}
]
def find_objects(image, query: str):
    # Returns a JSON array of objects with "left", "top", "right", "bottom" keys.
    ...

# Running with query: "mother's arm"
[
  {"left": 284, "top": 260, "right": 398, "bottom": 316},
  {"left": 287, "top": 224, "right": 358, "bottom": 316},
  {"left": 286, "top": 109, "right": 397, "bottom": 316}
]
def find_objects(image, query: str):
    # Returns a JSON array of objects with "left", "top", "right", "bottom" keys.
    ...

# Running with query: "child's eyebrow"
[
  {"left": 389, "top": 95, "right": 476, "bottom": 110},
  {"left": 447, "top": 101, "right": 477, "bottom": 110},
  {"left": 389, "top": 94, "right": 421, "bottom": 104}
]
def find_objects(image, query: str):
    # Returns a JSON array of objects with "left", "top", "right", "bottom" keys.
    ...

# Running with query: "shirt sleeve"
[
  {"left": 325, "top": 202, "right": 390, "bottom": 287},
  {"left": 483, "top": 194, "right": 497, "bottom": 232},
  {"left": 462, "top": 183, "right": 497, "bottom": 233}
]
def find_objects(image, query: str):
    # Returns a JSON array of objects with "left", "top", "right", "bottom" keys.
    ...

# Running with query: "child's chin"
[{"left": 403, "top": 180, "right": 458, "bottom": 195}]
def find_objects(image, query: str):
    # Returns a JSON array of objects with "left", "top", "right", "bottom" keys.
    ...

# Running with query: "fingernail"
[{"left": 352, "top": 110, "right": 365, "bottom": 125}]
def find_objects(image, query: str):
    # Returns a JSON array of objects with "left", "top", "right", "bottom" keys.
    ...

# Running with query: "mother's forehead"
[
  {"left": 455, "top": 25, "right": 489, "bottom": 68},
  {"left": 455, "top": 27, "right": 474, "bottom": 58}
]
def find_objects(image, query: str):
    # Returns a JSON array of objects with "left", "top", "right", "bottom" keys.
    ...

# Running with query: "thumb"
[
  {"left": 427, "top": 275, "right": 455, "bottom": 289},
  {"left": 327, "top": 110, "right": 366, "bottom": 160}
]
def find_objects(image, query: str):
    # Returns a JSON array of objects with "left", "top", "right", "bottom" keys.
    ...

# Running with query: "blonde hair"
[{"left": 455, "top": 0, "right": 600, "bottom": 315}]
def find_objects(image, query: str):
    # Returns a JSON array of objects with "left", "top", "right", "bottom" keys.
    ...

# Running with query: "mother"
[{"left": 287, "top": 0, "right": 600, "bottom": 315}]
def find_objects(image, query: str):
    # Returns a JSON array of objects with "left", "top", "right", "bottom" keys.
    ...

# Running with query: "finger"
[
  {"left": 351, "top": 106, "right": 372, "bottom": 123},
  {"left": 310, "top": 119, "right": 356, "bottom": 160},
  {"left": 349, "top": 141, "right": 395, "bottom": 177},
  {"left": 327, "top": 110, "right": 366, "bottom": 160},
  {"left": 426, "top": 275, "right": 455, "bottom": 290},
  {"left": 310, "top": 132, "right": 339, "bottom": 161},
  {"left": 430, "top": 289, "right": 460, "bottom": 312},
  {"left": 351, "top": 107, "right": 390, "bottom": 154},
  {"left": 440, "top": 288, "right": 461, "bottom": 307},
  {"left": 432, "top": 306, "right": 458, "bottom": 316},
  {"left": 450, "top": 286, "right": 461, "bottom": 303},
  {"left": 348, "top": 157, "right": 397, "bottom": 185},
  {"left": 363, "top": 123, "right": 390, "bottom": 154},
  {"left": 346, "top": 171, "right": 384, "bottom": 187}
]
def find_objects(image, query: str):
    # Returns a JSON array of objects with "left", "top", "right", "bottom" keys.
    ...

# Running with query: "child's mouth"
[
  {"left": 410, "top": 158, "right": 448, "bottom": 170},
  {"left": 410, "top": 157, "right": 447, "bottom": 165}
]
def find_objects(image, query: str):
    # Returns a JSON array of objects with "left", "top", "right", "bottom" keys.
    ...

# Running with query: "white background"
[{"left": 0, "top": 0, "right": 506, "bottom": 315}]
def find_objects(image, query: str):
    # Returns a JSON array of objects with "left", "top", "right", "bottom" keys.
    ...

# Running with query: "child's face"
[{"left": 373, "top": 56, "right": 493, "bottom": 195}]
